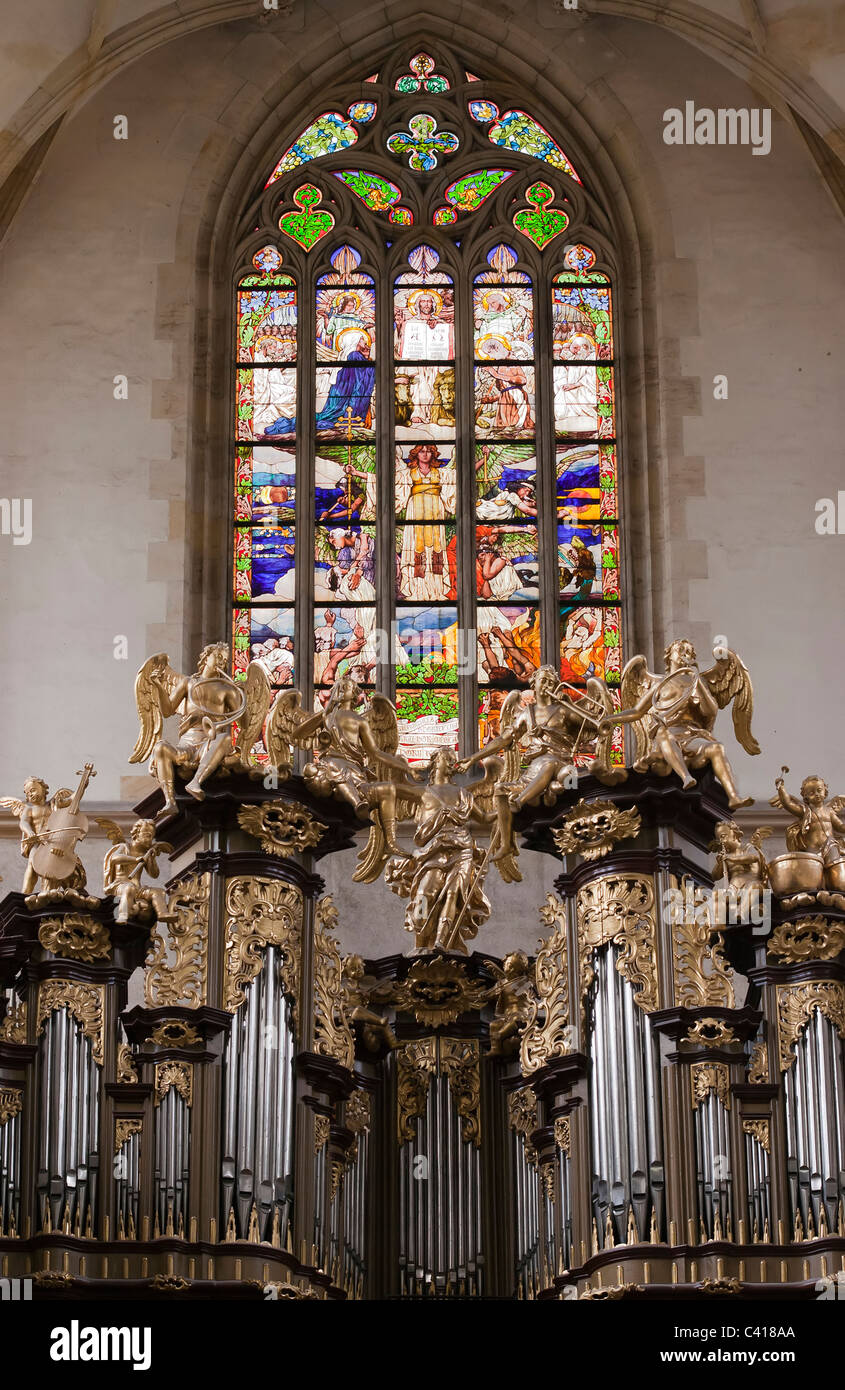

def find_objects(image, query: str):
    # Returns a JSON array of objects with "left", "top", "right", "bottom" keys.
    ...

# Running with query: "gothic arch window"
[{"left": 232, "top": 45, "right": 622, "bottom": 765}]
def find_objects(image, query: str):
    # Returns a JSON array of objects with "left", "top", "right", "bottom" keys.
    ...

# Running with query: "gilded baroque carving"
[
  {"left": 520, "top": 894, "right": 571, "bottom": 1075},
  {"left": 768, "top": 917, "right": 845, "bottom": 963},
  {"left": 149, "top": 1274, "right": 190, "bottom": 1293},
  {"left": 699, "top": 1276, "right": 743, "bottom": 1296},
  {"left": 507, "top": 1085, "right": 538, "bottom": 1144},
  {"left": 576, "top": 875, "right": 658, "bottom": 1023},
  {"left": 539, "top": 1162, "right": 556, "bottom": 1203},
  {"left": 312, "top": 896, "right": 354, "bottom": 1071},
  {"left": 145, "top": 871, "right": 210, "bottom": 1009},
  {"left": 684, "top": 1017, "right": 738, "bottom": 1048},
  {"left": 0, "top": 997, "right": 26, "bottom": 1043},
  {"left": 671, "top": 879, "right": 735, "bottom": 1009},
  {"left": 114, "top": 1118, "right": 143, "bottom": 1153},
  {"left": 0, "top": 1086, "right": 23, "bottom": 1126},
  {"left": 329, "top": 1159, "right": 345, "bottom": 1203},
  {"left": 440, "top": 1039, "right": 481, "bottom": 1146},
  {"left": 263, "top": 1281, "right": 322, "bottom": 1300},
  {"left": 690, "top": 1061, "right": 731, "bottom": 1110},
  {"left": 389, "top": 955, "right": 488, "bottom": 1027},
  {"left": 777, "top": 981, "right": 845, "bottom": 1071},
  {"left": 747, "top": 1041, "right": 770, "bottom": 1085},
  {"left": 314, "top": 1113, "right": 331, "bottom": 1153},
  {"left": 154, "top": 1061, "right": 193, "bottom": 1107},
  {"left": 38, "top": 913, "right": 111, "bottom": 962},
  {"left": 552, "top": 798, "right": 641, "bottom": 862},
  {"left": 742, "top": 1118, "right": 770, "bottom": 1153},
  {"left": 146, "top": 1020, "right": 202, "bottom": 1047},
  {"left": 580, "top": 1282, "right": 642, "bottom": 1300},
  {"left": 223, "top": 876, "right": 302, "bottom": 1017},
  {"left": 346, "top": 1088, "right": 371, "bottom": 1136},
  {"left": 237, "top": 799, "right": 325, "bottom": 858},
  {"left": 397, "top": 1038, "right": 437, "bottom": 1145},
  {"left": 554, "top": 1116, "right": 571, "bottom": 1155},
  {"left": 116, "top": 1043, "right": 139, "bottom": 1083},
  {"left": 36, "top": 980, "right": 105, "bottom": 1066}
]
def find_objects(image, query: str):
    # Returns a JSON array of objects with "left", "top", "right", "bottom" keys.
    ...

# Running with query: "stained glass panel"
[
  {"left": 483, "top": 109, "right": 582, "bottom": 183},
  {"left": 473, "top": 286, "right": 534, "bottom": 359},
  {"left": 553, "top": 364, "right": 614, "bottom": 437},
  {"left": 395, "top": 444, "right": 457, "bottom": 520},
  {"left": 397, "top": 690, "right": 460, "bottom": 762},
  {"left": 559, "top": 604, "right": 620, "bottom": 686},
  {"left": 476, "top": 525, "right": 539, "bottom": 601},
  {"left": 475, "top": 444, "right": 537, "bottom": 520},
  {"left": 394, "top": 286, "right": 455, "bottom": 359},
  {"left": 314, "top": 525, "right": 376, "bottom": 601},
  {"left": 233, "top": 607, "right": 296, "bottom": 684},
  {"left": 396, "top": 366, "right": 456, "bottom": 438},
  {"left": 477, "top": 605, "right": 541, "bottom": 685},
  {"left": 552, "top": 283, "right": 613, "bottom": 358},
  {"left": 334, "top": 169, "right": 404, "bottom": 215},
  {"left": 315, "top": 445, "right": 377, "bottom": 521},
  {"left": 266, "top": 110, "right": 368, "bottom": 185},
  {"left": 236, "top": 284, "right": 297, "bottom": 362},
  {"left": 313, "top": 605, "right": 379, "bottom": 686},
  {"left": 395, "top": 606, "right": 459, "bottom": 682},
  {"left": 443, "top": 168, "right": 514, "bottom": 214},
  {"left": 235, "top": 447, "right": 296, "bottom": 525},
  {"left": 396, "top": 524, "right": 457, "bottom": 600},
  {"left": 474, "top": 364, "right": 536, "bottom": 438},
  {"left": 237, "top": 367, "right": 297, "bottom": 440}
]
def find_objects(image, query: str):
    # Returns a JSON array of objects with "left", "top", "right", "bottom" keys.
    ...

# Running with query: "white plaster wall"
[{"left": 0, "top": 10, "right": 843, "bottom": 937}]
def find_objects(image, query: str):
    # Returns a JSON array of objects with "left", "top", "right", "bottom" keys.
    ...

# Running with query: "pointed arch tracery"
[{"left": 231, "top": 43, "right": 622, "bottom": 764}]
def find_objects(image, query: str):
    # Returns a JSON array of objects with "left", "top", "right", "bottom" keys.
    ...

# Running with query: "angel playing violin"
[
  {"left": 598, "top": 639, "right": 759, "bottom": 809},
  {"left": 95, "top": 816, "right": 174, "bottom": 923},
  {"left": 130, "top": 642, "right": 274, "bottom": 821}
]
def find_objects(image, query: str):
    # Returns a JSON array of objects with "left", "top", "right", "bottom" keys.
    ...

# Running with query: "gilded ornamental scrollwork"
[
  {"left": 440, "top": 1039, "right": 481, "bottom": 1146},
  {"left": 154, "top": 1061, "right": 193, "bottom": 1107},
  {"left": 0, "top": 997, "right": 26, "bottom": 1044},
  {"left": 507, "top": 1085, "right": 538, "bottom": 1163},
  {"left": 671, "top": 879, "right": 735, "bottom": 1009},
  {"left": 116, "top": 1043, "right": 139, "bottom": 1083},
  {"left": 36, "top": 980, "right": 105, "bottom": 1066},
  {"left": 519, "top": 894, "right": 571, "bottom": 1075},
  {"left": 145, "top": 1020, "right": 202, "bottom": 1047},
  {"left": 314, "top": 1113, "right": 331, "bottom": 1153},
  {"left": 742, "top": 1118, "right": 770, "bottom": 1153},
  {"left": 237, "top": 799, "right": 325, "bottom": 858},
  {"left": 776, "top": 981, "right": 845, "bottom": 1071},
  {"left": 223, "top": 876, "right": 302, "bottom": 1017},
  {"left": 397, "top": 1038, "right": 437, "bottom": 1144},
  {"left": 690, "top": 1062, "right": 731, "bottom": 1110},
  {"left": 38, "top": 913, "right": 111, "bottom": 963},
  {"left": 552, "top": 798, "right": 641, "bottom": 862},
  {"left": 768, "top": 917, "right": 845, "bottom": 963},
  {"left": 145, "top": 871, "right": 210, "bottom": 1009},
  {"left": 684, "top": 1017, "right": 738, "bottom": 1048},
  {"left": 0, "top": 1086, "right": 23, "bottom": 1126},
  {"left": 312, "top": 896, "right": 354, "bottom": 1071},
  {"left": 747, "top": 1041, "right": 770, "bottom": 1085},
  {"left": 576, "top": 874, "right": 658, "bottom": 1023},
  {"left": 114, "top": 1118, "right": 143, "bottom": 1153},
  {"left": 554, "top": 1116, "right": 571, "bottom": 1156}
]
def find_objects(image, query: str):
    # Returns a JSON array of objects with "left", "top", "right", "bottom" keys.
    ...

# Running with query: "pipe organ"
[{"left": 1, "top": 768, "right": 845, "bottom": 1300}]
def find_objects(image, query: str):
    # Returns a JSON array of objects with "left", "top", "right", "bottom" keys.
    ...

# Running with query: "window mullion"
[
  {"left": 454, "top": 251, "right": 476, "bottom": 758},
  {"left": 534, "top": 265, "right": 559, "bottom": 673}
]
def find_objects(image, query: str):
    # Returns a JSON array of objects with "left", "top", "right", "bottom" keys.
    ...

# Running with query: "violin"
[{"left": 30, "top": 763, "right": 96, "bottom": 883}]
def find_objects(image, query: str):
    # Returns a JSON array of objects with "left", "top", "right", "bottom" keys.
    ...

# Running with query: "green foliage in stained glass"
[
  {"left": 513, "top": 181, "right": 570, "bottom": 249},
  {"left": 278, "top": 185, "right": 335, "bottom": 251},
  {"left": 334, "top": 169, "right": 404, "bottom": 214},
  {"left": 443, "top": 168, "right": 514, "bottom": 214}
]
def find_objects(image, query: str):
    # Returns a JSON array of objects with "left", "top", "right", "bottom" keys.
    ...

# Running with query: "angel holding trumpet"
[{"left": 597, "top": 639, "right": 759, "bottom": 810}]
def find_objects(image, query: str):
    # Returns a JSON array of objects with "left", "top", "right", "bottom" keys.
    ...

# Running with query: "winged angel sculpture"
[
  {"left": 267, "top": 674, "right": 520, "bottom": 954},
  {"left": 598, "top": 639, "right": 760, "bottom": 809},
  {"left": 130, "top": 642, "right": 275, "bottom": 820}
]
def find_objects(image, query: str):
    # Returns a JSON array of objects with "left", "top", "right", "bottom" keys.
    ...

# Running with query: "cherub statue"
[
  {"left": 599, "top": 639, "right": 759, "bottom": 809},
  {"left": 484, "top": 951, "right": 533, "bottom": 1056},
  {"left": 770, "top": 769, "right": 845, "bottom": 863},
  {"left": 359, "top": 746, "right": 521, "bottom": 955},
  {"left": 711, "top": 820, "right": 772, "bottom": 894},
  {"left": 1, "top": 777, "right": 53, "bottom": 893},
  {"left": 130, "top": 643, "right": 273, "bottom": 821},
  {"left": 469, "top": 664, "right": 624, "bottom": 810},
  {"left": 95, "top": 817, "right": 174, "bottom": 923},
  {"left": 342, "top": 954, "right": 397, "bottom": 1051}
]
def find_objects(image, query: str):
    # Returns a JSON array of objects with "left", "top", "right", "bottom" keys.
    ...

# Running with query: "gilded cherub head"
[{"left": 800, "top": 775, "right": 828, "bottom": 807}]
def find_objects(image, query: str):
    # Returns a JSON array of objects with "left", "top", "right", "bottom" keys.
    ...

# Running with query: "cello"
[{"left": 29, "top": 763, "right": 96, "bottom": 884}]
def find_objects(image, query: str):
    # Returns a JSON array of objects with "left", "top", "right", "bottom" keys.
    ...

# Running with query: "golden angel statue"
[
  {"left": 3, "top": 766, "right": 97, "bottom": 899},
  {"left": 266, "top": 673, "right": 411, "bottom": 829},
  {"left": 599, "top": 639, "right": 759, "bottom": 809},
  {"left": 342, "top": 955, "right": 397, "bottom": 1051},
  {"left": 770, "top": 769, "right": 845, "bottom": 861},
  {"left": 471, "top": 664, "right": 624, "bottom": 810},
  {"left": 710, "top": 820, "right": 772, "bottom": 893},
  {"left": 1, "top": 776, "right": 54, "bottom": 893},
  {"left": 483, "top": 951, "right": 533, "bottom": 1056},
  {"left": 95, "top": 816, "right": 174, "bottom": 923},
  {"left": 130, "top": 642, "right": 274, "bottom": 820}
]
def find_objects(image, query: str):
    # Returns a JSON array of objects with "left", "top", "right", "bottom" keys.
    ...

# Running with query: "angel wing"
[
  {"left": 129, "top": 654, "right": 184, "bottom": 764},
  {"left": 364, "top": 693, "right": 400, "bottom": 771},
  {"left": 466, "top": 756, "right": 523, "bottom": 886},
  {"left": 234, "top": 662, "right": 273, "bottom": 761},
  {"left": 829, "top": 797, "right": 845, "bottom": 816},
  {"left": 0, "top": 796, "right": 26, "bottom": 818},
  {"left": 749, "top": 825, "right": 774, "bottom": 851},
  {"left": 93, "top": 817, "right": 127, "bottom": 846},
  {"left": 495, "top": 689, "right": 525, "bottom": 784},
  {"left": 699, "top": 648, "right": 760, "bottom": 755},
  {"left": 265, "top": 688, "right": 319, "bottom": 771},
  {"left": 619, "top": 654, "right": 659, "bottom": 768}
]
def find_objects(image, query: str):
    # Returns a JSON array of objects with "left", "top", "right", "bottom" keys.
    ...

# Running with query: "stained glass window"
[{"left": 234, "top": 48, "right": 622, "bottom": 768}]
